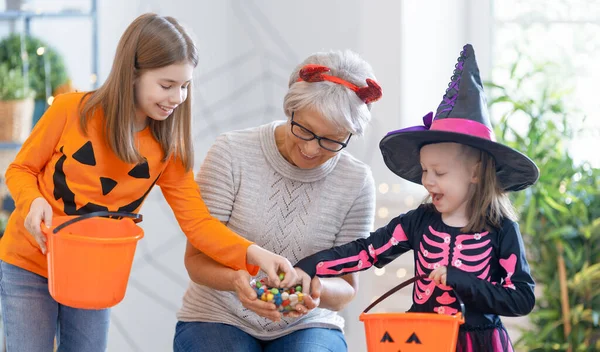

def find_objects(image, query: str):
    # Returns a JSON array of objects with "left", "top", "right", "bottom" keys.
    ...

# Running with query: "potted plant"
[
  {"left": 0, "top": 33, "right": 70, "bottom": 126},
  {"left": 487, "top": 58, "right": 600, "bottom": 351},
  {"left": 0, "top": 63, "right": 35, "bottom": 142}
]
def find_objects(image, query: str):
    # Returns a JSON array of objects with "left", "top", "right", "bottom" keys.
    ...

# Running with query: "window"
[{"left": 493, "top": 0, "right": 600, "bottom": 167}]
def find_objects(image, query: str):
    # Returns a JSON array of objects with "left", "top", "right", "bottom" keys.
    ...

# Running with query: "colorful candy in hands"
[{"left": 251, "top": 276, "right": 305, "bottom": 313}]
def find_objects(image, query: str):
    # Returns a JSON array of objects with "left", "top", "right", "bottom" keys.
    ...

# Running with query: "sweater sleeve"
[
  {"left": 5, "top": 94, "right": 70, "bottom": 219},
  {"left": 195, "top": 135, "right": 236, "bottom": 223},
  {"left": 157, "top": 152, "right": 259, "bottom": 275},
  {"left": 295, "top": 208, "right": 421, "bottom": 278},
  {"left": 333, "top": 169, "right": 375, "bottom": 247},
  {"left": 446, "top": 220, "right": 535, "bottom": 316}
]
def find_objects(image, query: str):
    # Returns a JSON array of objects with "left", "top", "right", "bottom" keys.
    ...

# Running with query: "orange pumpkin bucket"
[
  {"left": 359, "top": 275, "right": 465, "bottom": 352},
  {"left": 42, "top": 211, "right": 144, "bottom": 309}
]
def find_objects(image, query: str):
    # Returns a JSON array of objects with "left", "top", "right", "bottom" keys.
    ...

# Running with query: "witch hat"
[{"left": 379, "top": 44, "right": 538, "bottom": 191}]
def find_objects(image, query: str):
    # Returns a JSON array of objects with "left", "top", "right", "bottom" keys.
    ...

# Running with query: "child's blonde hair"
[
  {"left": 80, "top": 13, "right": 198, "bottom": 170},
  {"left": 465, "top": 146, "right": 518, "bottom": 232}
]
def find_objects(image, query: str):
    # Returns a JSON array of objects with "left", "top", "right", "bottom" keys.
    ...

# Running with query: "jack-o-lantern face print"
[
  {"left": 53, "top": 141, "right": 158, "bottom": 215},
  {"left": 375, "top": 330, "right": 426, "bottom": 351}
]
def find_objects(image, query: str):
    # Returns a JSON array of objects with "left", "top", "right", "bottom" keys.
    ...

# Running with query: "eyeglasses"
[{"left": 290, "top": 112, "right": 352, "bottom": 152}]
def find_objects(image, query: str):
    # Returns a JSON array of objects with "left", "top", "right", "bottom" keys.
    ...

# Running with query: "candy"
[{"left": 250, "top": 277, "right": 307, "bottom": 313}]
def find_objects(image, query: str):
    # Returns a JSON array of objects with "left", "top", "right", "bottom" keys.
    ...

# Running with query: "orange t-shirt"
[{"left": 0, "top": 92, "right": 258, "bottom": 277}]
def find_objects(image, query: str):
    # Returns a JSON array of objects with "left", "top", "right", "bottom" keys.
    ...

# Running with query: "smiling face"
[
  {"left": 276, "top": 108, "right": 351, "bottom": 169},
  {"left": 134, "top": 62, "right": 194, "bottom": 130},
  {"left": 420, "top": 143, "right": 480, "bottom": 223}
]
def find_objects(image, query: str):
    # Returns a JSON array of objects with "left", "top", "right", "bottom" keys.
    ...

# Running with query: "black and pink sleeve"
[
  {"left": 446, "top": 220, "right": 535, "bottom": 316},
  {"left": 294, "top": 208, "right": 421, "bottom": 278}
]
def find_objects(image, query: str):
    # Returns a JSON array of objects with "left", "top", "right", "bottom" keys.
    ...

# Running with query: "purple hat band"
[{"left": 386, "top": 112, "right": 496, "bottom": 141}]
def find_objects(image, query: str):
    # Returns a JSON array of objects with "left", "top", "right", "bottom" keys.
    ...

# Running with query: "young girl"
[
  {"left": 294, "top": 44, "right": 538, "bottom": 352},
  {"left": 0, "top": 13, "right": 296, "bottom": 351}
]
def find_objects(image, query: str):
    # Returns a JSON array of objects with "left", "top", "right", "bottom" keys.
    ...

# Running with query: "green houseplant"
[
  {"left": 487, "top": 58, "right": 600, "bottom": 351},
  {"left": 0, "top": 63, "right": 35, "bottom": 101},
  {"left": 0, "top": 33, "right": 70, "bottom": 126},
  {"left": 0, "top": 33, "right": 68, "bottom": 101},
  {"left": 0, "top": 63, "right": 35, "bottom": 142}
]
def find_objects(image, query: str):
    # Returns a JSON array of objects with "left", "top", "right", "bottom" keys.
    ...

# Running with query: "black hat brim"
[{"left": 379, "top": 130, "right": 539, "bottom": 192}]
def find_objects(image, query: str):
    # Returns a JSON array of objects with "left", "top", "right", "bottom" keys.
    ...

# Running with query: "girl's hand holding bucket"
[
  {"left": 41, "top": 211, "right": 144, "bottom": 309},
  {"left": 429, "top": 265, "right": 448, "bottom": 286},
  {"left": 25, "top": 197, "right": 53, "bottom": 254}
]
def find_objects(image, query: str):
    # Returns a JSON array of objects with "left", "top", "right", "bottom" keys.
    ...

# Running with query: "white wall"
[{"left": 2, "top": 1, "right": 526, "bottom": 351}]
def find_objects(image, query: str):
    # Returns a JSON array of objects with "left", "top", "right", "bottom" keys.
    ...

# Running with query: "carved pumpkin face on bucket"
[
  {"left": 360, "top": 312, "right": 463, "bottom": 352},
  {"left": 374, "top": 330, "right": 424, "bottom": 351}
]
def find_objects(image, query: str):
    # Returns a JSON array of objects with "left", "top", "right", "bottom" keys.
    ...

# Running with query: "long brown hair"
[
  {"left": 423, "top": 144, "right": 518, "bottom": 232},
  {"left": 79, "top": 13, "right": 198, "bottom": 170}
]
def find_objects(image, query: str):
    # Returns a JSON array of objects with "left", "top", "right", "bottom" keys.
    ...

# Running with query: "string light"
[
  {"left": 396, "top": 268, "right": 407, "bottom": 278},
  {"left": 378, "top": 183, "right": 389, "bottom": 194},
  {"left": 374, "top": 267, "right": 385, "bottom": 276},
  {"left": 47, "top": 96, "right": 54, "bottom": 105},
  {"left": 377, "top": 207, "right": 389, "bottom": 219},
  {"left": 36, "top": 47, "right": 45, "bottom": 56}
]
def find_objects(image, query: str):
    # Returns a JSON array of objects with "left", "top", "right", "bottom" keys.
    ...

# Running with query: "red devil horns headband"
[{"left": 297, "top": 64, "right": 382, "bottom": 104}]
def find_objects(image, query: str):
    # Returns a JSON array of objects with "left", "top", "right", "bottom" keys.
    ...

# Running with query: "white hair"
[{"left": 283, "top": 50, "right": 378, "bottom": 136}]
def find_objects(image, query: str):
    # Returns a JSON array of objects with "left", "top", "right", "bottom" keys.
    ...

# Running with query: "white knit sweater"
[{"left": 177, "top": 121, "right": 375, "bottom": 340}]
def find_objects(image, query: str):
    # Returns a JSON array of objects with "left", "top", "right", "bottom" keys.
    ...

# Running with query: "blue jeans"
[
  {"left": 173, "top": 321, "right": 347, "bottom": 352},
  {"left": 0, "top": 261, "right": 111, "bottom": 352}
]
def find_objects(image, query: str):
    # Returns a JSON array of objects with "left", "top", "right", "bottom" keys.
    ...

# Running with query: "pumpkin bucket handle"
[{"left": 52, "top": 211, "right": 143, "bottom": 234}]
